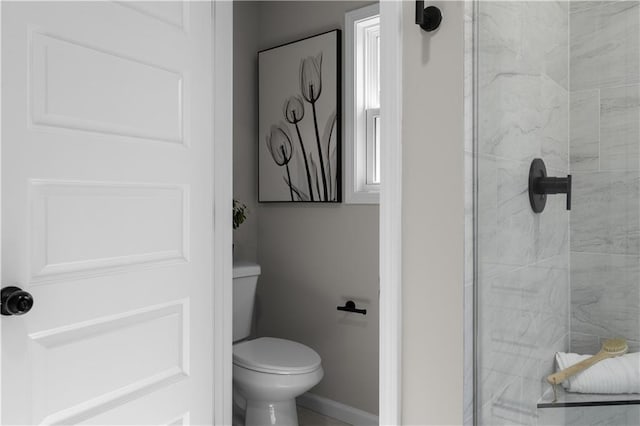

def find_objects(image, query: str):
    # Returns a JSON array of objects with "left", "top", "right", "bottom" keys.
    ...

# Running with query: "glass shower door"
[{"left": 474, "top": 1, "right": 640, "bottom": 425}]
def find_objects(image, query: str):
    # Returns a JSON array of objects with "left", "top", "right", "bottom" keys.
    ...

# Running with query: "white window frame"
[
  {"left": 366, "top": 108, "right": 380, "bottom": 185},
  {"left": 345, "top": 4, "right": 380, "bottom": 204}
]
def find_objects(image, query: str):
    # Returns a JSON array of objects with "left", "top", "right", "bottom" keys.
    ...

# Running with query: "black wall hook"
[
  {"left": 528, "top": 158, "right": 572, "bottom": 213},
  {"left": 337, "top": 300, "right": 367, "bottom": 315},
  {"left": 416, "top": 1, "right": 442, "bottom": 32}
]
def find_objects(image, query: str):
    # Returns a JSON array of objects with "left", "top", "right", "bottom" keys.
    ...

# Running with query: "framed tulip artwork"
[{"left": 258, "top": 30, "right": 341, "bottom": 203}]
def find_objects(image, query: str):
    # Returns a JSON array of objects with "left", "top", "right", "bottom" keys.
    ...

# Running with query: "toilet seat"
[{"left": 233, "top": 337, "right": 321, "bottom": 375}]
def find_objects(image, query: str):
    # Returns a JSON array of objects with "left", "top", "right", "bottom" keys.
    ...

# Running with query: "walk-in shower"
[{"left": 469, "top": 1, "right": 640, "bottom": 425}]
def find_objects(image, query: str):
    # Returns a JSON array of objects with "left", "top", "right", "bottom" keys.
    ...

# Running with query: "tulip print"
[
  {"left": 284, "top": 95, "right": 305, "bottom": 123},
  {"left": 260, "top": 31, "right": 340, "bottom": 202},
  {"left": 300, "top": 53, "right": 329, "bottom": 201},
  {"left": 283, "top": 175, "right": 310, "bottom": 202},
  {"left": 310, "top": 156, "right": 322, "bottom": 202},
  {"left": 300, "top": 53, "right": 323, "bottom": 103},
  {"left": 284, "top": 95, "right": 315, "bottom": 201},
  {"left": 266, "top": 124, "right": 295, "bottom": 201},
  {"left": 323, "top": 112, "right": 337, "bottom": 201}
]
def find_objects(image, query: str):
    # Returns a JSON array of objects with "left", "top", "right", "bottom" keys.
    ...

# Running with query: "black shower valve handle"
[
  {"left": 528, "top": 159, "right": 572, "bottom": 213},
  {"left": 567, "top": 174, "right": 572, "bottom": 211},
  {"left": 534, "top": 175, "right": 572, "bottom": 211}
]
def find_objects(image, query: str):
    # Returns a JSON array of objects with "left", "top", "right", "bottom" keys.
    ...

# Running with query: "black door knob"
[{"left": 1, "top": 286, "right": 34, "bottom": 316}]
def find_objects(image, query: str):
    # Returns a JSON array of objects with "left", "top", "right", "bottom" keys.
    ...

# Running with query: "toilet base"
[
  {"left": 232, "top": 389, "right": 246, "bottom": 426},
  {"left": 245, "top": 399, "right": 298, "bottom": 426},
  {"left": 232, "top": 360, "right": 323, "bottom": 426}
]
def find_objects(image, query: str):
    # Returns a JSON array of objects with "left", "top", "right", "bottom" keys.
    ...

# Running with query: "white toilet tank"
[{"left": 232, "top": 262, "right": 261, "bottom": 342}]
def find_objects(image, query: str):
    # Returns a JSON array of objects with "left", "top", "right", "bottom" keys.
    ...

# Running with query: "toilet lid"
[{"left": 233, "top": 337, "right": 321, "bottom": 375}]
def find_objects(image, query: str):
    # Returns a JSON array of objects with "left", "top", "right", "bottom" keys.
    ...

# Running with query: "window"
[{"left": 345, "top": 4, "right": 380, "bottom": 204}]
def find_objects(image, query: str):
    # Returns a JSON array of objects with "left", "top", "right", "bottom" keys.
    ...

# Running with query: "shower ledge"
[{"left": 538, "top": 386, "right": 640, "bottom": 409}]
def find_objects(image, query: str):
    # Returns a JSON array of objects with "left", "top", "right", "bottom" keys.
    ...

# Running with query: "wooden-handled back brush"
[{"left": 547, "top": 338, "right": 629, "bottom": 386}]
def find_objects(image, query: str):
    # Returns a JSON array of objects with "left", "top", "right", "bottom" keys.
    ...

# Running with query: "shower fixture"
[{"left": 528, "top": 158, "right": 572, "bottom": 213}]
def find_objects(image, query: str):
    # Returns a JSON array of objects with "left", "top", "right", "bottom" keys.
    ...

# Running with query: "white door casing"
[
  {"left": 1, "top": 1, "right": 217, "bottom": 424},
  {"left": 379, "top": 1, "right": 403, "bottom": 424},
  {"left": 211, "top": 1, "right": 234, "bottom": 425}
]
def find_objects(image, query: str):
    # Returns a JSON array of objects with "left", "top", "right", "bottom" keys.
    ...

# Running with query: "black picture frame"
[{"left": 258, "top": 29, "right": 342, "bottom": 203}]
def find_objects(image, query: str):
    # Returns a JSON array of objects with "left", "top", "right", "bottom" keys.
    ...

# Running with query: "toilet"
[{"left": 233, "top": 262, "right": 324, "bottom": 426}]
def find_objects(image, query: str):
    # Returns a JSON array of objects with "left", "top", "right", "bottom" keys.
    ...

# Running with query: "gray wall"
[
  {"left": 475, "top": 2, "right": 570, "bottom": 425},
  {"left": 233, "top": 1, "right": 260, "bottom": 262},
  {"left": 569, "top": 0, "right": 640, "bottom": 355},
  {"left": 401, "top": 2, "right": 465, "bottom": 424},
  {"left": 233, "top": 1, "right": 380, "bottom": 415}
]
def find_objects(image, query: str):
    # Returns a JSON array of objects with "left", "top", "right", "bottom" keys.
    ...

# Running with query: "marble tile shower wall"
[
  {"left": 569, "top": 0, "right": 640, "bottom": 356},
  {"left": 477, "top": 2, "right": 570, "bottom": 425}
]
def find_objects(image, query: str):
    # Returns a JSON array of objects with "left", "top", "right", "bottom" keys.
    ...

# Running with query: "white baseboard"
[{"left": 297, "top": 392, "right": 378, "bottom": 426}]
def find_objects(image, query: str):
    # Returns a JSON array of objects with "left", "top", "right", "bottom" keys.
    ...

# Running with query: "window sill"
[{"left": 344, "top": 189, "right": 380, "bottom": 205}]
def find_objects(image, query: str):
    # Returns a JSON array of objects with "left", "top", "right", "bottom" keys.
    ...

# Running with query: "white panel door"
[{"left": 1, "top": 1, "right": 214, "bottom": 424}]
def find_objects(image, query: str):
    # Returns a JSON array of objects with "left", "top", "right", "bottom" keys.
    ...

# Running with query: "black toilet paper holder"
[{"left": 337, "top": 300, "right": 367, "bottom": 315}]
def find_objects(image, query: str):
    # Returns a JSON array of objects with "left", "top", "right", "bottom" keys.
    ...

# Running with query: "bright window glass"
[{"left": 345, "top": 4, "right": 380, "bottom": 204}]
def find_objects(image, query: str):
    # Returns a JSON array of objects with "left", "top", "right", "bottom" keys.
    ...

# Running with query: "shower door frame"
[{"left": 465, "top": 1, "right": 478, "bottom": 425}]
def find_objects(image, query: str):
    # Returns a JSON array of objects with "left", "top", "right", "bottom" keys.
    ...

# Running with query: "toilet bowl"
[
  {"left": 232, "top": 264, "right": 324, "bottom": 426},
  {"left": 232, "top": 337, "right": 324, "bottom": 426}
]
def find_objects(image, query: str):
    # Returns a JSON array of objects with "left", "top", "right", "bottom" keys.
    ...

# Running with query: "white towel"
[{"left": 555, "top": 352, "right": 640, "bottom": 394}]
